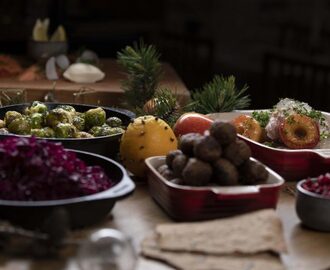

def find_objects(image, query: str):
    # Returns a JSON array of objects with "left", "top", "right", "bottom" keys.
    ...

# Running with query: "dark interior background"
[{"left": 0, "top": 0, "right": 330, "bottom": 110}]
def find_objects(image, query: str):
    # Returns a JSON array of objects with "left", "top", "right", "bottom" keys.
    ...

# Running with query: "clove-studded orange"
[{"left": 120, "top": 115, "right": 178, "bottom": 177}]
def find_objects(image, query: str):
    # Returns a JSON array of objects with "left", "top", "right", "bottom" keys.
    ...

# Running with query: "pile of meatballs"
[{"left": 158, "top": 121, "right": 269, "bottom": 186}]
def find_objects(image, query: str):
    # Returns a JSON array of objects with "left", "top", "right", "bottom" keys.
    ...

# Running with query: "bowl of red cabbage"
[{"left": 0, "top": 137, "right": 135, "bottom": 229}]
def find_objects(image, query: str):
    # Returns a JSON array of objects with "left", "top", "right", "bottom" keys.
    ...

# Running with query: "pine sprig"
[
  {"left": 135, "top": 89, "right": 181, "bottom": 126},
  {"left": 117, "top": 40, "right": 162, "bottom": 108},
  {"left": 152, "top": 89, "right": 181, "bottom": 126},
  {"left": 188, "top": 75, "right": 250, "bottom": 113}
]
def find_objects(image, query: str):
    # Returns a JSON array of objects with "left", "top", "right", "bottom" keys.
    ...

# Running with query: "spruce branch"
[
  {"left": 137, "top": 88, "right": 181, "bottom": 126},
  {"left": 117, "top": 40, "right": 162, "bottom": 108},
  {"left": 188, "top": 75, "right": 250, "bottom": 113}
]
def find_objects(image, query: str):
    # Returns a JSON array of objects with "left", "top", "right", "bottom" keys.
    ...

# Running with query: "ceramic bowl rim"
[{"left": 297, "top": 178, "right": 330, "bottom": 200}]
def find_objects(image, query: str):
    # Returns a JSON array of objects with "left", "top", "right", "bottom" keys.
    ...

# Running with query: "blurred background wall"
[{"left": 0, "top": 0, "right": 329, "bottom": 109}]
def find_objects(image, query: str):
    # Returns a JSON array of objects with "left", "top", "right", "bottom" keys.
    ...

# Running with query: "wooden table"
[
  {"left": 1, "top": 183, "right": 330, "bottom": 270},
  {"left": 0, "top": 59, "right": 190, "bottom": 106}
]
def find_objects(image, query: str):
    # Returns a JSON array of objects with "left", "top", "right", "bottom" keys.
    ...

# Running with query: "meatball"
[
  {"left": 223, "top": 140, "right": 251, "bottom": 166},
  {"left": 182, "top": 158, "right": 212, "bottom": 186},
  {"left": 160, "top": 168, "right": 175, "bottom": 181},
  {"left": 194, "top": 135, "right": 222, "bottom": 162},
  {"left": 165, "top": 149, "right": 183, "bottom": 169},
  {"left": 210, "top": 121, "right": 236, "bottom": 145},
  {"left": 179, "top": 133, "right": 203, "bottom": 156},
  {"left": 239, "top": 160, "right": 269, "bottom": 185},
  {"left": 172, "top": 154, "right": 189, "bottom": 177},
  {"left": 213, "top": 158, "right": 239, "bottom": 186}
]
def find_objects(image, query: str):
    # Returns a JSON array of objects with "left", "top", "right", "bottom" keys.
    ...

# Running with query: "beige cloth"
[
  {"left": 142, "top": 234, "right": 285, "bottom": 270},
  {"left": 141, "top": 209, "right": 287, "bottom": 270},
  {"left": 156, "top": 209, "right": 287, "bottom": 255}
]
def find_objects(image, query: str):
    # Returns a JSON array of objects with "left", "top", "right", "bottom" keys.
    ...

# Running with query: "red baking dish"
[
  {"left": 209, "top": 111, "right": 330, "bottom": 181},
  {"left": 145, "top": 156, "right": 284, "bottom": 221}
]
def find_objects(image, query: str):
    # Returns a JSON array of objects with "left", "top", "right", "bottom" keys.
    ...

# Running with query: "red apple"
[
  {"left": 173, "top": 112, "right": 214, "bottom": 137},
  {"left": 278, "top": 114, "right": 320, "bottom": 149}
]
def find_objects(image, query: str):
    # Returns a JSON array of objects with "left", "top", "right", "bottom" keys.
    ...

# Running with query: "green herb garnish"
[{"left": 252, "top": 110, "right": 270, "bottom": 128}]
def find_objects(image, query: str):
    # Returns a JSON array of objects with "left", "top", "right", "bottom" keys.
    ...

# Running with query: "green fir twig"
[
  {"left": 117, "top": 40, "right": 162, "bottom": 108},
  {"left": 135, "top": 88, "right": 181, "bottom": 126},
  {"left": 188, "top": 75, "right": 251, "bottom": 113}
]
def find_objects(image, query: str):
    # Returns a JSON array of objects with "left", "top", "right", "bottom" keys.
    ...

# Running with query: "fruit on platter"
[
  {"left": 120, "top": 116, "right": 178, "bottom": 177},
  {"left": 278, "top": 114, "right": 320, "bottom": 149},
  {"left": 231, "top": 115, "right": 263, "bottom": 142},
  {"left": 173, "top": 112, "right": 214, "bottom": 137},
  {"left": 229, "top": 99, "right": 330, "bottom": 149}
]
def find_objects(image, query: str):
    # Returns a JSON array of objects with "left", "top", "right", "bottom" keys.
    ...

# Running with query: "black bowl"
[
  {"left": 0, "top": 149, "right": 135, "bottom": 229},
  {"left": 0, "top": 102, "right": 135, "bottom": 158},
  {"left": 296, "top": 179, "right": 330, "bottom": 232}
]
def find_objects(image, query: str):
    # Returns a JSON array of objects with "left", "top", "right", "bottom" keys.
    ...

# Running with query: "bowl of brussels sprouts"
[{"left": 0, "top": 101, "right": 135, "bottom": 158}]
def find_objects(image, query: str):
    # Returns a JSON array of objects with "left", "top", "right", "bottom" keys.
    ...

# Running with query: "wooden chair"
[{"left": 261, "top": 51, "right": 330, "bottom": 111}]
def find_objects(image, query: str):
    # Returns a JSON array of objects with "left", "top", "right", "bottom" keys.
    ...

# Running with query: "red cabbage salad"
[{"left": 0, "top": 137, "right": 113, "bottom": 201}]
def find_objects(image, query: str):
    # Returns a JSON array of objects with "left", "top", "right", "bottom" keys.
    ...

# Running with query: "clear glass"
[
  {"left": 73, "top": 87, "right": 101, "bottom": 105},
  {"left": 0, "top": 88, "right": 26, "bottom": 106},
  {"left": 76, "top": 229, "right": 137, "bottom": 270}
]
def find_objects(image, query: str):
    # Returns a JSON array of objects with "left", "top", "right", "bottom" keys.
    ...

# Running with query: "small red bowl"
[{"left": 145, "top": 156, "right": 284, "bottom": 221}]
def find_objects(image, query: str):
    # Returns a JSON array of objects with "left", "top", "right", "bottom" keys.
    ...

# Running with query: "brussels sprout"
[
  {"left": 46, "top": 108, "right": 73, "bottom": 128},
  {"left": 4, "top": 111, "right": 22, "bottom": 126},
  {"left": 85, "top": 107, "right": 106, "bottom": 129},
  {"left": 31, "top": 129, "right": 44, "bottom": 137},
  {"left": 106, "top": 116, "right": 122, "bottom": 127},
  {"left": 72, "top": 115, "right": 85, "bottom": 131},
  {"left": 108, "top": 127, "right": 125, "bottom": 135},
  {"left": 74, "top": 131, "right": 94, "bottom": 138},
  {"left": 89, "top": 126, "right": 103, "bottom": 137},
  {"left": 0, "top": 128, "right": 9, "bottom": 135},
  {"left": 29, "top": 101, "right": 48, "bottom": 114},
  {"left": 0, "top": 119, "right": 5, "bottom": 128},
  {"left": 56, "top": 105, "right": 76, "bottom": 115},
  {"left": 54, "top": 123, "right": 76, "bottom": 138},
  {"left": 30, "top": 113, "right": 44, "bottom": 129},
  {"left": 31, "top": 127, "right": 55, "bottom": 138},
  {"left": 89, "top": 125, "right": 124, "bottom": 137},
  {"left": 42, "top": 127, "right": 55, "bottom": 137},
  {"left": 8, "top": 117, "right": 31, "bottom": 135}
]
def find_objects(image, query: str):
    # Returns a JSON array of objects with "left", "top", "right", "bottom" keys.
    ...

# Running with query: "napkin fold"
[{"left": 142, "top": 209, "right": 287, "bottom": 270}]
